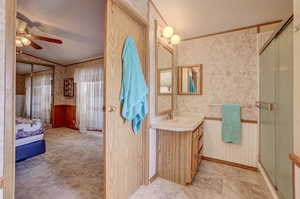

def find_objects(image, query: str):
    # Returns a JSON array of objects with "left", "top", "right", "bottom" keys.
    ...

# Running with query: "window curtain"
[
  {"left": 74, "top": 64, "right": 103, "bottom": 132},
  {"left": 24, "top": 72, "right": 52, "bottom": 123}
]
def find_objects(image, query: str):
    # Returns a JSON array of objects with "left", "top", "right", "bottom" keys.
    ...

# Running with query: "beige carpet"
[{"left": 16, "top": 128, "right": 104, "bottom": 199}]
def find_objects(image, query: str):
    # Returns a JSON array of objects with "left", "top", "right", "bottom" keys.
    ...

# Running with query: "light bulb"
[
  {"left": 162, "top": 26, "right": 174, "bottom": 38},
  {"left": 21, "top": 37, "right": 31, "bottom": 46},
  {"left": 16, "top": 39, "right": 23, "bottom": 47},
  {"left": 170, "top": 34, "right": 181, "bottom": 45}
]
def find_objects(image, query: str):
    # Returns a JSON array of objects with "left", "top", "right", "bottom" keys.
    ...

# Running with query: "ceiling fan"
[{"left": 16, "top": 17, "right": 63, "bottom": 50}]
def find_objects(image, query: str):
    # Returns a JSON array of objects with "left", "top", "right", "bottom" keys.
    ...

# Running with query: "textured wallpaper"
[{"left": 176, "top": 28, "right": 259, "bottom": 120}]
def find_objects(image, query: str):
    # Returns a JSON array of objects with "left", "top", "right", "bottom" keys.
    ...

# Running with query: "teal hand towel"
[
  {"left": 188, "top": 76, "right": 197, "bottom": 92},
  {"left": 221, "top": 104, "right": 241, "bottom": 144},
  {"left": 120, "top": 36, "right": 149, "bottom": 133}
]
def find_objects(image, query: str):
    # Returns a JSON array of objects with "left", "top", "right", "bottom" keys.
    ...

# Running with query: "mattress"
[
  {"left": 16, "top": 134, "right": 44, "bottom": 147},
  {"left": 16, "top": 117, "right": 44, "bottom": 139}
]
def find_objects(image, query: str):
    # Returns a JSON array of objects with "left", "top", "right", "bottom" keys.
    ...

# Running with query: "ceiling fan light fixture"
[
  {"left": 21, "top": 37, "right": 31, "bottom": 46},
  {"left": 16, "top": 38, "right": 23, "bottom": 47}
]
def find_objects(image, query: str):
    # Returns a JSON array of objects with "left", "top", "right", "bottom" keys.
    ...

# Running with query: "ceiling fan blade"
[
  {"left": 16, "top": 12, "right": 38, "bottom": 28},
  {"left": 30, "top": 40, "right": 43, "bottom": 50},
  {"left": 31, "top": 34, "right": 63, "bottom": 44}
]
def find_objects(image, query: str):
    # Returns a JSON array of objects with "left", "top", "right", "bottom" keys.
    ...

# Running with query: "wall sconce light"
[
  {"left": 170, "top": 34, "right": 181, "bottom": 45},
  {"left": 161, "top": 26, "right": 181, "bottom": 45},
  {"left": 162, "top": 26, "right": 174, "bottom": 38}
]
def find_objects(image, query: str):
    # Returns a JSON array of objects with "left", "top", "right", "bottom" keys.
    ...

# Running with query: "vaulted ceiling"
[
  {"left": 17, "top": 0, "right": 105, "bottom": 65},
  {"left": 152, "top": 0, "right": 293, "bottom": 38}
]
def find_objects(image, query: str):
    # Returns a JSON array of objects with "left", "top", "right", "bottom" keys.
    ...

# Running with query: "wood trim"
[
  {"left": 148, "top": 0, "right": 168, "bottom": 26},
  {"left": 19, "top": 52, "right": 104, "bottom": 67},
  {"left": 158, "top": 40, "right": 173, "bottom": 54},
  {"left": 292, "top": 164, "right": 296, "bottom": 199},
  {"left": 182, "top": 20, "right": 283, "bottom": 41},
  {"left": 149, "top": 173, "right": 158, "bottom": 183},
  {"left": 204, "top": 116, "right": 257, "bottom": 124},
  {"left": 4, "top": 0, "right": 16, "bottom": 198},
  {"left": 144, "top": 13, "right": 150, "bottom": 185},
  {"left": 289, "top": 153, "right": 300, "bottom": 168},
  {"left": 16, "top": 59, "right": 55, "bottom": 67},
  {"left": 155, "top": 20, "right": 174, "bottom": 116},
  {"left": 20, "top": 51, "right": 64, "bottom": 66},
  {"left": 64, "top": 56, "right": 104, "bottom": 67},
  {"left": 202, "top": 156, "right": 258, "bottom": 171}
]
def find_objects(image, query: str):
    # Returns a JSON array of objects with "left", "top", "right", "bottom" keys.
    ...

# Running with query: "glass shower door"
[
  {"left": 276, "top": 22, "right": 293, "bottom": 199},
  {"left": 259, "top": 41, "right": 276, "bottom": 184}
]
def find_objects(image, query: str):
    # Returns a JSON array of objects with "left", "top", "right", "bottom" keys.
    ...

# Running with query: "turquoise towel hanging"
[
  {"left": 221, "top": 104, "right": 241, "bottom": 144},
  {"left": 120, "top": 36, "right": 149, "bottom": 133},
  {"left": 188, "top": 76, "right": 197, "bottom": 92}
]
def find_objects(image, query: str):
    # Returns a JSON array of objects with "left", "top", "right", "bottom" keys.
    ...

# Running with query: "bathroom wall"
[
  {"left": 177, "top": 28, "right": 258, "bottom": 120},
  {"left": 204, "top": 120, "right": 258, "bottom": 167},
  {"left": 176, "top": 28, "right": 273, "bottom": 168}
]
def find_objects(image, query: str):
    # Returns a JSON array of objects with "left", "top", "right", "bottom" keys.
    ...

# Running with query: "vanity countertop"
[{"left": 151, "top": 115, "right": 204, "bottom": 132}]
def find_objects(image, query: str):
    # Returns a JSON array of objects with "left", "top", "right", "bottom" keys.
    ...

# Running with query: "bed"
[{"left": 16, "top": 117, "right": 46, "bottom": 162}]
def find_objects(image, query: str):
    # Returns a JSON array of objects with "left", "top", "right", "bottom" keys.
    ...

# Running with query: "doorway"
[
  {"left": 3, "top": 0, "right": 150, "bottom": 198},
  {"left": 14, "top": 0, "right": 106, "bottom": 198}
]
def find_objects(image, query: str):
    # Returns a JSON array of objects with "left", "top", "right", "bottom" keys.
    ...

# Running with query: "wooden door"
[{"left": 104, "top": 1, "right": 148, "bottom": 199}]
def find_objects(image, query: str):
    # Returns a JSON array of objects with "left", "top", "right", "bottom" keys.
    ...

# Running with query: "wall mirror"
[
  {"left": 158, "top": 68, "right": 172, "bottom": 94},
  {"left": 177, "top": 65, "right": 203, "bottom": 95},
  {"left": 156, "top": 40, "right": 174, "bottom": 115},
  {"left": 16, "top": 59, "right": 54, "bottom": 125}
]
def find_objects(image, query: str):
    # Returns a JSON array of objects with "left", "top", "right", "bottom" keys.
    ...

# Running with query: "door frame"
[
  {"left": 3, "top": 0, "right": 150, "bottom": 198},
  {"left": 3, "top": 0, "right": 17, "bottom": 198},
  {"left": 104, "top": 0, "right": 150, "bottom": 198}
]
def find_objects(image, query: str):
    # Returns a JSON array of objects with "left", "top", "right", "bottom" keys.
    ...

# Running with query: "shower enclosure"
[{"left": 258, "top": 18, "right": 293, "bottom": 199}]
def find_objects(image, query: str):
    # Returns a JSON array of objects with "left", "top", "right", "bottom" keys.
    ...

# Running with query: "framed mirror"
[
  {"left": 158, "top": 68, "right": 173, "bottom": 94},
  {"left": 177, "top": 64, "right": 203, "bottom": 95},
  {"left": 156, "top": 40, "right": 174, "bottom": 115}
]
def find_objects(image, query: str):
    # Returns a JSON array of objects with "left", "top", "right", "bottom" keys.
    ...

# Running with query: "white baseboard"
[{"left": 258, "top": 162, "right": 279, "bottom": 199}]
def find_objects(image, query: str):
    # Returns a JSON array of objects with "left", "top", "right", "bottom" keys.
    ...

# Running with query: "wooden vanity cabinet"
[{"left": 156, "top": 122, "right": 204, "bottom": 185}]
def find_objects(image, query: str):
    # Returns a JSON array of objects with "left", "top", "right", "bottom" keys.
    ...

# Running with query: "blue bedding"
[{"left": 16, "top": 140, "right": 46, "bottom": 162}]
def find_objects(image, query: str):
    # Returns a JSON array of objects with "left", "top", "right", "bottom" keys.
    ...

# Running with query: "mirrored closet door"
[{"left": 16, "top": 60, "right": 54, "bottom": 125}]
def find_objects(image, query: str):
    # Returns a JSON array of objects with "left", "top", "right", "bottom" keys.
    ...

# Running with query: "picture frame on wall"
[{"left": 64, "top": 78, "right": 74, "bottom": 97}]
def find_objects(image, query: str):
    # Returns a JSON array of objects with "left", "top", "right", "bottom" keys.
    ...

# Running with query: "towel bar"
[{"left": 208, "top": 104, "right": 254, "bottom": 108}]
